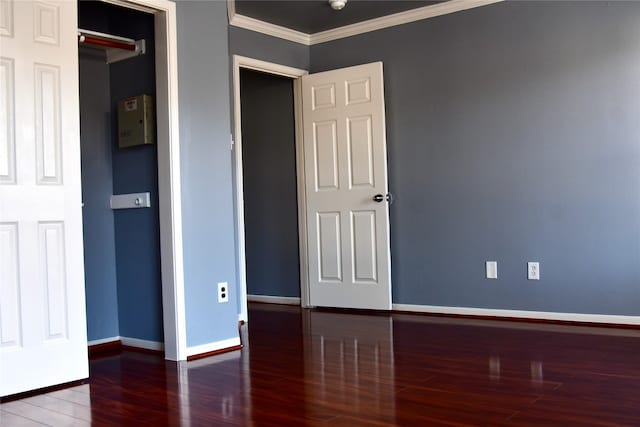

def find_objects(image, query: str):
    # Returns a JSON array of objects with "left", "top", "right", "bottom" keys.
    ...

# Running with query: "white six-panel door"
[
  {"left": 302, "top": 62, "right": 392, "bottom": 310},
  {"left": 0, "top": 0, "right": 88, "bottom": 396}
]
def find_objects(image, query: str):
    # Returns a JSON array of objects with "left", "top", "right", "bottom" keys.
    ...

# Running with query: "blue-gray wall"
[
  {"left": 229, "top": 26, "right": 310, "bottom": 71},
  {"left": 310, "top": 1, "right": 640, "bottom": 315},
  {"left": 79, "top": 50, "right": 120, "bottom": 341},
  {"left": 176, "top": 1, "right": 239, "bottom": 347},
  {"left": 240, "top": 69, "right": 300, "bottom": 298}
]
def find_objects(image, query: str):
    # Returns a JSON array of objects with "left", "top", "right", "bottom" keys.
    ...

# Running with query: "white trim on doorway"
[
  {"left": 232, "top": 55, "right": 308, "bottom": 323},
  {"left": 227, "top": 0, "right": 504, "bottom": 46},
  {"left": 96, "top": 0, "right": 187, "bottom": 361}
]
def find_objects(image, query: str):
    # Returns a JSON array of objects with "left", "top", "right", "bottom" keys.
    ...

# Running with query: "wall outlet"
[
  {"left": 486, "top": 261, "right": 498, "bottom": 279},
  {"left": 218, "top": 282, "right": 229, "bottom": 303},
  {"left": 527, "top": 262, "right": 540, "bottom": 280}
]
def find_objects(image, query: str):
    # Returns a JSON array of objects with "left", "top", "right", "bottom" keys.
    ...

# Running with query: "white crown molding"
[
  {"left": 229, "top": 13, "right": 311, "bottom": 45},
  {"left": 310, "top": 0, "right": 504, "bottom": 45},
  {"left": 392, "top": 304, "right": 640, "bottom": 326},
  {"left": 227, "top": 0, "right": 504, "bottom": 47}
]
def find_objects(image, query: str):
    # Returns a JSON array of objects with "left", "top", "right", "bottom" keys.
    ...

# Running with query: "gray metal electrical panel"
[{"left": 117, "top": 94, "right": 155, "bottom": 148}]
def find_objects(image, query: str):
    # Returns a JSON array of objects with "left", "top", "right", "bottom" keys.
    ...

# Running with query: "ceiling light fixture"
[{"left": 328, "top": 0, "right": 347, "bottom": 11}]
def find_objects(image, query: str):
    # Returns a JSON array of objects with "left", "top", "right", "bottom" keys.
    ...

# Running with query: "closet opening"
[{"left": 78, "top": 0, "right": 164, "bottom": 354}]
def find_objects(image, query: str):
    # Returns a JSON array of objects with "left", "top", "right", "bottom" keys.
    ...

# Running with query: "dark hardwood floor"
[{"left": 3, "top": 303, "right": 640, "bottom": 426}]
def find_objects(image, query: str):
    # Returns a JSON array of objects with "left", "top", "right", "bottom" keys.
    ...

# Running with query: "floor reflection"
[
  {"left": 177, "top": 344, "right": 250, "bottom": 426},
  {"left": 303, "top": 310, "right": 397, "bottom": 424},
  {"left": 489, "top": 357, "right": 544, "bottom": 384},
  {"left": 489, "top": 356, "right": 501, "bottom": 381},
  {"left": 530, "top": 360, "right": 543, "bottom": 383}
]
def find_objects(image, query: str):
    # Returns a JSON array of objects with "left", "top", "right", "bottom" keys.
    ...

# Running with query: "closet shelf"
[{"left": 78, "top": 28, "right": 146, "bottom": 64}]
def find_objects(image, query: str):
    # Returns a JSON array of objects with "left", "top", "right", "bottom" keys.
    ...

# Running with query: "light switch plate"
[{"left": 486, "top": 261, "right": 498, "bottom": 279}]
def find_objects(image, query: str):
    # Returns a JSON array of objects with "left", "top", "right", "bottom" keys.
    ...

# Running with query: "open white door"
[
  {"left": 302, "top": 62, "right": 392, "bottom": 310},
  {"left": 0, "top": 0, "right": 88, "bottom": 396}
]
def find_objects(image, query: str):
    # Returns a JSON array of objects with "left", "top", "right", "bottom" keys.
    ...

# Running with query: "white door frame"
[
  {"left": 94, "top": 0, "right": 187, "bottom": 360},
  {"left": 232, "top": 55, "right": 309, "bottom": 322}
]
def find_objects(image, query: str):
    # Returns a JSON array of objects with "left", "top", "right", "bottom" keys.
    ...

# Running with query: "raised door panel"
[
  {"left": 312, "top": 83, "right": 335, "bottom": 110},
  {"left": 0, "top": 0, "right": 14, "bottom": 37},
  {"left": 345, "top": 77, "right": 371, "bottom": 106},
  {"left": 347, "top": 115, "right": 374, "bottom": 189},
  {"left": 0, "top": 57, "right": 16, "bottom": 183},
  {"left": 39, "top": 222, "right": 68, "bottom": 340},
  {"left": 350, "top": 210, "right": 377, "bottom": 283},
  {"left": 34, "top": 63, "right": 62, "bottom": 184},
  {"left": 0, "top": 223, "right": 21, "bottom": 349},
  {"left": 317, "top": 212, "right": 342, "bottom": 282},
  {"left": 33, "top": 2, "right": 59, "bottom": 45},
  {"left": 313, "top": 120, "right": 339, "bottom": 191}
]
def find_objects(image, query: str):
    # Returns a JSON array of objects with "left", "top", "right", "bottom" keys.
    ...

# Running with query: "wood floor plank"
[
  {"left": 21, "top": 395, "right": 92, "bottom": 422},
  {"left": 0, "top": 401, "right": 90, "bottom": 426},
  {"left": 66, "top": 385, "right": 91, "bottom": 395},
  {"left": 0, "top": 410, "right": 47, "bottom": 427},
  {"left": 44, "top": 389, "right": 91, "bottom": 407}
]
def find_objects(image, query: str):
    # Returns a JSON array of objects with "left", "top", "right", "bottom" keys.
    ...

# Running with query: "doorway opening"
[
  {"left": 233, "top": 56, "right": 309, "bottom": 322},
  {"left": 240, "top": 69, "right": 300, "bottom": 303}
]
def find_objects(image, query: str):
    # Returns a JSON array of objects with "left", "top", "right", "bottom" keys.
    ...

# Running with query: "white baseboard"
[
  {"left": 186, "top": 337, "right": 242, "bottom": 358},
  {"left": 248, "top": 294, "right": 301, "bottom": 305},
  {"left": 120, "top": 336, "right": 164, "bottom": 351},
  {"left": 88, "top": 336, "right": 121, "bottom": 346},
  {"left": 88, "top": 336, "right": 164, "bottom": 352},
  {"left": 392, "top": 304, "right": 640, "bottom": 326}
]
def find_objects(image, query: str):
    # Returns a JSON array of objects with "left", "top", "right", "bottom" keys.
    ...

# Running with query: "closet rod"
[{"left": 78, "top": 29, "right": 136, "bottom": 51}]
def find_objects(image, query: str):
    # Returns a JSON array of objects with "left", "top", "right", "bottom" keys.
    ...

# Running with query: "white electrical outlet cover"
[
  {"left": 218, "top": 282, "right": 229, "bottom": 303},
  {"left": 527, "top": 262, "right": 540, "bottom": 280}
]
